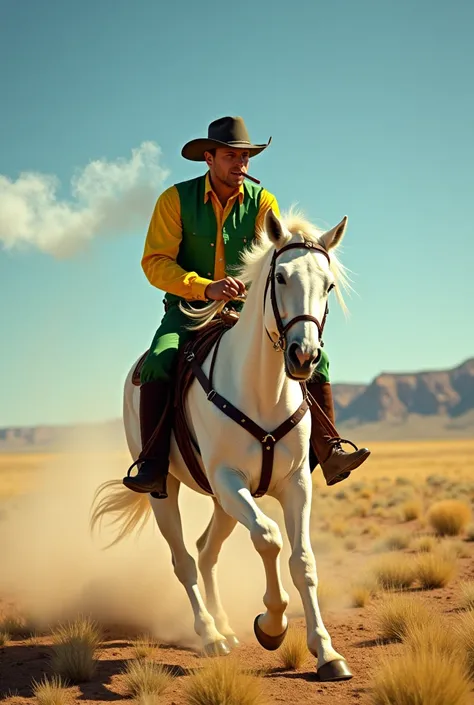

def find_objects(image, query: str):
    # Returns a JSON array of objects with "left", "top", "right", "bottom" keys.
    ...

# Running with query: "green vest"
[{"left": 164, "top": 173, "right": 263, "bottom": 307}]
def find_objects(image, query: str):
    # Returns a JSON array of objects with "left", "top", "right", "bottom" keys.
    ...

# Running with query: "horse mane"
[{"left": 180, "top": 208, "right": 352, "bottom": 328}]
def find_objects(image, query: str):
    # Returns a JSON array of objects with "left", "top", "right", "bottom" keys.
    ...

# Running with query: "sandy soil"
[{"left": 1, "top": 440, "right": 474, "bottom": 704}]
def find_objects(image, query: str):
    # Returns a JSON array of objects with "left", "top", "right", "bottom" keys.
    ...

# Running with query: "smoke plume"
[{"left": 0, "top": 142, "right": 168, "bottom": 257}]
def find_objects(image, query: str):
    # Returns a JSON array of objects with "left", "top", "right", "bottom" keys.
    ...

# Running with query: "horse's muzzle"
[{"left": 285, "top": 343, "right": 320, "bottom": 380}]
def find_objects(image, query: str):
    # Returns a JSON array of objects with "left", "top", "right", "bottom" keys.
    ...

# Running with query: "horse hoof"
[
  {"left": 203, "top": 640, "right": 231, "bottom": 657},
  {"left": 316, "top": 659, "right": 353, "bottom": 682},
  {"left": 224, "top": 634, "right": 240, "bottom": 649},
  {"left": 253, "top": 614, "right": 288, "bottom": 651}
]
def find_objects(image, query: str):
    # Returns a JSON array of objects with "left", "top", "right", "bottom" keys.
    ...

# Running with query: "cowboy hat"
[{"left": 181, "top": 116, "right": 272, "bottom": 162}]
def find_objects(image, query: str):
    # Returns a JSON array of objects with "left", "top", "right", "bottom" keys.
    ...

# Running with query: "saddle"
[{"left": 131, "top": 308, "right": 240, "bottom": 495}]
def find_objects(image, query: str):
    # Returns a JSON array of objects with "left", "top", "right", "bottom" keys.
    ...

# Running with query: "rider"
[{"left": 123, "top": 116, "right": 370, "bottom": 499}]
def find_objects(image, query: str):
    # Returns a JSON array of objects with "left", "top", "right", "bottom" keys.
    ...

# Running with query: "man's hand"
[{"left": 205, "top": 276, "right": 246, "bottom": 301}]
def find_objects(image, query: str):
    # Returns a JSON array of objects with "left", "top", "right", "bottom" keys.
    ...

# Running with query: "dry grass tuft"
[
  {"left": 0, "top": 630, "right": 10, "bottom": 646},
  {"left": 459, "top": 581, "right": 474, "bottom": 611},
  {"left": 372, "top": 554, "right": 416, "bottom": 590},
  {"left": 427, "top": 500, "right": 472, "bottom": 536},
  {"left": 0, "top": 613, "right": 31, "bottom": 638},
  {"left": 403, "top": 616, "right": 463, "bottom": 658},
  {"left": 351, "top": 584, "right": 372, "bottom": 608},
  {"left": 375, "top": 593, "right": 433, "bottom": 641},
  {"left": 400, "top": 499, "right": 422, "bottom": 522},
  {"left": 183, "top": 657, "right": 266, "bottom": 705},
  {"left": 465, "top": 523, "right": 474, "bottom": 542},
  {"left": 440, "top": 539, "right": 470, "bottom": 559},
  {"left": 328, "top": 519, "right": 348, "bottom": 537},
  {"left": 122, "top": 659, "right": 173, "bottom": 697},
  {"left": 411, "top": 535, "right": 437, "bottom": 553},
  {"left": 380, "top": 530, "right": 411, "bottom": 551},
  {"left": 51, "top": 616, "right": 101, "bottom": 683},
  {"left": 278, "top": 626, "right": 310, "bottom": 670},
  {"left": 31, "top": 675, "right": 69, "bottom": 705},
  {"left": 453, "top": 610, "right": 474, "bottom": 678},
  {"left": 132, "top": 634, "right": 160, "bottom": 659},
  {"left": 415, "top": 552, "right": 457, "bottom": 589},
  {"left": 370, "top": 648, "right": 471, "bottom": 705}
]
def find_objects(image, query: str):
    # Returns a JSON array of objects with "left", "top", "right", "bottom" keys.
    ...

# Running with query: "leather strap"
[
  {"left": 188, "top": 336, "right": 309, "bottom": 497},
  {"left": 264, "top": 240, "right": 330, "bottom": 351}
]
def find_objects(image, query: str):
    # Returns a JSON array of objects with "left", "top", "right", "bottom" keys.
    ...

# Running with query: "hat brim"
[{"left": 181, "top": 137, "right": 272, "bottom": 162}]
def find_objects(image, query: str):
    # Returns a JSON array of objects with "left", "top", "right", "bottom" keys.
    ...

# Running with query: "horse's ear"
[
  {"left": 265, "top": 208, "right": 285, "bottom": 246},
  {"left": 319, "top": 216, "right": 348, "bottom": 251}
]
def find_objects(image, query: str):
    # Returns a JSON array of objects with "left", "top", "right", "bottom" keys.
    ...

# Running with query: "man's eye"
[{"left": 276, "top": 273, "right": 286, "bottom": 284}]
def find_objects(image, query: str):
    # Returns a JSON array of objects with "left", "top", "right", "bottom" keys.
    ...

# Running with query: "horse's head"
[{"left": 263, "top": 209, "right": 348, "bottom": 381}]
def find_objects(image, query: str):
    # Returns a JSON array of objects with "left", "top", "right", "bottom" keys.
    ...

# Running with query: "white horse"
[{"left": 91, "top": 208, "right": 353, "bottom": 681}]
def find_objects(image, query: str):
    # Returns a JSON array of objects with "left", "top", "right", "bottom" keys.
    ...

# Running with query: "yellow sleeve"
[
  {"left": 255, "top": 189, "right": 281, "bottom": 237},
  {"left": 141, "top": 186, "right": 212, "bottom": 301}
]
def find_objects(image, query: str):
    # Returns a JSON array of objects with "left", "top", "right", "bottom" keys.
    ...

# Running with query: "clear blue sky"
[{"left": 0, "top": 0, "right": 473, "bottom": 426}]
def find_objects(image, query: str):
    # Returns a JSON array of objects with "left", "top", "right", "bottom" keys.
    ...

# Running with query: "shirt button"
[
  {"left": 210, "top": 243, "right": 215, "bottom": 247},
  {"left": 207, "top": 272, "right": 212, "bottom": 276},
  {"left": 243, "top": 238, "right": 247, "bottom": 243}
]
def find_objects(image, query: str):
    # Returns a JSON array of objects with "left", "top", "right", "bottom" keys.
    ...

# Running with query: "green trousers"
[{"left": 140, "top": 304, "right": 330, "bottom": 384}]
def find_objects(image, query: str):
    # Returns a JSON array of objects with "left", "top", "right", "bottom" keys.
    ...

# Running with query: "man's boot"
[
  {"left": 122, "top": 379, "right": 172, "bottom": 498},
  {"left": 306, "top": 381, "right": 370, "bottom": 486}
]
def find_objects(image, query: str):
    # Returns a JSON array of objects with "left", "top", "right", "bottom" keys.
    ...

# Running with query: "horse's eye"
[
  {"left": 275, "top": 272, "right": 286, "bottom": 285},
  {"left": 328, "top": 283, "right": 335, "bottom": 293}
]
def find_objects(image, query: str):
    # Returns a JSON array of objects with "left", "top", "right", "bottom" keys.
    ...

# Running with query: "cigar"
[{"left": 242, "top": 172, "right": 261, "bottom": 185}]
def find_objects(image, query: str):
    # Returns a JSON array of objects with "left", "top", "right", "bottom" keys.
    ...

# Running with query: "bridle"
[{"left": 263, "top": 240, "right": 331, "bottom": 353}]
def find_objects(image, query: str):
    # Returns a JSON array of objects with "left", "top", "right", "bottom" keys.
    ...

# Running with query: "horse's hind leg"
[
  {"left": 197, "top": 498, "right": 239, "bottom": 647},
  {"left": 150, "top": 475, "right": 230, "bottom": 656}
]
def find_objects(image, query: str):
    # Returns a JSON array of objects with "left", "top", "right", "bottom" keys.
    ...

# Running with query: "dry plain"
[{"left": 1, "top": 438, "right": 474, "bottom": 704}]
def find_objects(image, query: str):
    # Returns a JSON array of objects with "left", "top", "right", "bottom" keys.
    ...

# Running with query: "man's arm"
[
  {"left": 255, "top": 189, "right": 281, "bottom": 236},
  {"left": 141, "top": 186, "right": 212, "bottom": 301}
]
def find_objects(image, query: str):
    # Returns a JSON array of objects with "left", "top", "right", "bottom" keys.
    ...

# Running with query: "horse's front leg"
[
  {"left": 277, "top": 468, "right": 353, "bottom": 681},
  {"left": 212, "top": 467, "right": 289, "bottom": 647},
  {"left": 150, "top": 474, "right": 229, "bottom": 656}
]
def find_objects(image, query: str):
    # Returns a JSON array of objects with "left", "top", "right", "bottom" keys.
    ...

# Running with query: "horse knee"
[
  {"left": 250, "top": 518, "right": 283, "bottom": 557},
  {"left": 172, "top": 551, "right": 198, "bottom": 587},
  {"left": 289, "top": 550, "right": 317, "bottom": 590}
]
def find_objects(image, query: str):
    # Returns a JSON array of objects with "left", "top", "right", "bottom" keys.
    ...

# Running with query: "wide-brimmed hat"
[{"left": 181, "top": 116, "right": 272, "bottom": 162}]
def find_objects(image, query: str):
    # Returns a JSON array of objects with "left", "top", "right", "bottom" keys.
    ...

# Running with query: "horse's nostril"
[{"left": 288, "top": 343, "right": 316, "bottom": 367}]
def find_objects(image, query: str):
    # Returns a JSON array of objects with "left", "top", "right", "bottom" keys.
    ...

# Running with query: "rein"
[{"left": 187, "top": 239, "right": 330, "bottom": 497}]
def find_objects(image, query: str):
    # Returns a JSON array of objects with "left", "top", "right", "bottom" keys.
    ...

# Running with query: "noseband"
[{"left": 263, "top": 240, "right": 331, "bottom": 352}]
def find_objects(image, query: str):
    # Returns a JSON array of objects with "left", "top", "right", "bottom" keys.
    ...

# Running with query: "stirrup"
[
  {"left": 126, "top": 458, "right": 143, "bottom": 477},
  {"left": 326, "top": 437, "right": 359, "bottom": 452}
]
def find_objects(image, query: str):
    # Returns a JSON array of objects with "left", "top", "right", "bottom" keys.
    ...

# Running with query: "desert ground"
[{"left": 1, "top": 438, "right": 474, "bottom": 704}]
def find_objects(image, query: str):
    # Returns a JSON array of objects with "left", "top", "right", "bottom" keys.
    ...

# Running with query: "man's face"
[{"left": 205, "top": 147, "right": 250, "bottom": 189}]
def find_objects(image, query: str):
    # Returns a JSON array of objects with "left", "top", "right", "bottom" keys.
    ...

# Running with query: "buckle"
[
  {"left": 207, "top": 389, "right": 217, "bottom": 401},
  {"left": 186, "top": 352, "right": 195, "bottom": 362}
]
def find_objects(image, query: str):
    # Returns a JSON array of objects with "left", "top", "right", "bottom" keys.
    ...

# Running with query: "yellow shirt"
[{"left": 141, "top": 173, "right": 280, "bottom": 301}]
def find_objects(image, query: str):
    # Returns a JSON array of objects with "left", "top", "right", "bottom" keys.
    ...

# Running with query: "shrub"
[
  {"left": 370, "top": 649, "right": 471, "bottom": 705},
  {"left": 278, "top": 626, "right": 309, "bottom": 670},
  {"left": 122, "top": 659, "right": 173, "bottom": 698},
  {"left": 427, "top": 500, "right": 472, "bottom": 537},
  {"left": 375, "top": 593, "right": 432, "bottom": 641},
  {"left": 31, "top": 676, "right": 69, "bottom": 705},
  {"left": 183, "top": 657, "right": 265, "bottom": 705},
  {"left": 373, "top": 555, "right": 416, "bottom": 590},
  {"left": 415, "top": 553, "right": 457, "bottom": 589}
]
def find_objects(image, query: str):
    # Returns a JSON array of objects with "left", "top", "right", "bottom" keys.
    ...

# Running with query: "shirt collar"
[{"left": 204, "top": 172, "right": 244, "bottom": 205}]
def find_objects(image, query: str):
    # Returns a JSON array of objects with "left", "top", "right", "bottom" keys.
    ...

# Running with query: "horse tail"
[{"left": 90, "top": 479, "right": 152, "bottom": 549}]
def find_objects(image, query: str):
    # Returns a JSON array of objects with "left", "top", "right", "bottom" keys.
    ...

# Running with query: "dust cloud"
[{"left": 0, "top": 426, "right": 351, "bottom": 647}]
